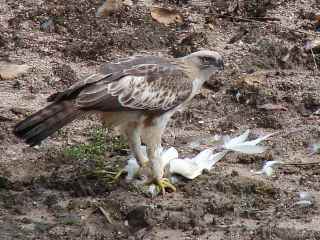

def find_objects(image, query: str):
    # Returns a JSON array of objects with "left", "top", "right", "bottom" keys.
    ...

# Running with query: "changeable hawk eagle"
[{"left": 14, "top": 50, "right": 224, "bottom": 193}]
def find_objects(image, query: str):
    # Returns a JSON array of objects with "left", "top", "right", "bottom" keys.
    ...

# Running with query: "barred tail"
[{"left": 14, "top": 101, "right": 81, "bottom": 146}]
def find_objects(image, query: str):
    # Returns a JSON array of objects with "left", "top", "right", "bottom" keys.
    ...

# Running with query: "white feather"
[
  {"left": 299, "top": 191, "right": 313, "bottom": 202},
  {"left": 240, "top": 132, "right": 275, "bottom": 146},
  {"left": 169, "top": 158, "right": 203, "bottom": 179},
  {"left": 125, "top": 157, "right": 140, "bottom": 181},
  {"left": 252, "top": 160, "right": 283, "bottom": 176},
  {"left": 193, "top": 150, "right": 227, "bottom": 170},
  {"left": 223, "top": 130, "right": 273, "bottom": 154},
  {"left": 294, "top": 200, "right": 313, "bottom": 207},
  {"left": 160, "top": 147, "right": 178, "bottom": 167},
  {"left": 223, "top": 130, "right": 250, "bottom": 148},
  {"left": 169, "top": 149, "right": 227, "bottom": 179}
]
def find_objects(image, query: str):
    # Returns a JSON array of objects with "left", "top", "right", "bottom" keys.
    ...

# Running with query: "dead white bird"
[{"left": 125, "top": 130, "right": 274, "bottom": 187}]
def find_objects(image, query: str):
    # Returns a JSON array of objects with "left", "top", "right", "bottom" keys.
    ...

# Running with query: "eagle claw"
[
  {"left": 111, "top": 168, "right": 126, "bottom": 182},
  {"left": 154, "top": 178, "right": 176, "bottom": 195}
]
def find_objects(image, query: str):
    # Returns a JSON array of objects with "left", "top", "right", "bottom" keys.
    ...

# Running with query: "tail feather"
[
  {"left": 14, "top": 103, "right": 67, "bottom": 136},
  {"left": 14, "top": 101, "right": 81, "bottom": 146}
]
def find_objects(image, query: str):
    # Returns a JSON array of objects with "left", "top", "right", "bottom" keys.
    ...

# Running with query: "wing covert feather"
[{"left": 76, "top": 63, "right": 193, "bottom": 112}]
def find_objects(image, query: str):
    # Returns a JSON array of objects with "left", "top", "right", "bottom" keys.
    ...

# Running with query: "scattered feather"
[
  {"left": 294, "top": 200, "right": 313, "bottom": 207},
  {"left": 294, "top": 192, "right": 314, "bottom": 207},
  {"left": 252, "top": 160, "right": 283, "bottom": 176},
  {"left": 223, "top": 130, "right": 273, "bottom": 154},
  {"left": 227, "top": 144, "right": 267, "bottom": 154},
  {"left": 241, "top": 132, "right": 275, "bottom": 146},
  {"left": 299, "top": 191, "right": 313, "bottom": 202},
  {"left": 223, "top": 130, "right": 250, "bottom": 148},
  {"left": 309, "top": 143, "right": 320, "bottom": 155}
]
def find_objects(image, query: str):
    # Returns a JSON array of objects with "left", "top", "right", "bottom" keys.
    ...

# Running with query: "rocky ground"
[{"left": 1, "top": 0, "right": 320, "bottom": 239}]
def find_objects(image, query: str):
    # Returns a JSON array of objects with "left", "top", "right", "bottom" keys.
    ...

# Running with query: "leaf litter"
[{"left": 150, "top": 7, "right": 183, "bottom": 25}]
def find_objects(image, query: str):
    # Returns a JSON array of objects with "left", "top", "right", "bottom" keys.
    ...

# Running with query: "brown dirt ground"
[{"left": 1, "top": 0, "right": 320, "bottom": 239}]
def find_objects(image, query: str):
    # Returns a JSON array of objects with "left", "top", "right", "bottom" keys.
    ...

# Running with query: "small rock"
[
  {"left": 231, "top": 170, "right": 239, "bottom": 177},
  {"left": 0, "top": 176, "right": 10, "bottom": 189},
  {"left": 21, "top": 217, "right": 32, "bottom": 224},
  {"left": 43, "top": 194, "right": 58, "bottom": 208},
  {"left": 52, "top": 63, "right": 77, "bottom": 88},
  {"left": 126, "top": 206, "right": 151, "bottom": 231},
  {"left": 0, "top": 62, "right": 30, "bottom": 80},
  {"left": 11, "top": 107, "right": 30, "bottom": 116},
  {"left": 151, "top": 7, "right": 183, "bottom": 26},
  {"left": 96, "top": 0, "right": 123, "bottom": 17}
]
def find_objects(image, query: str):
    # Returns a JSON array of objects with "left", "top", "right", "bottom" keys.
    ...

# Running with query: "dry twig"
[
  {"left": 282, "top": 162, "right": 320, "bottom": 166},
  {"left": 310, "top": 48, "right": 319, "bottom": 71},
  {"left": 98, "top": 206, "right": 114, "bottom": 224}
]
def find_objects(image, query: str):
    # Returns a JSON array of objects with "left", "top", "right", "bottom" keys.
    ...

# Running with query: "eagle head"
[{"left": 181, "top": 50, "right": 224, "bottom": 80}]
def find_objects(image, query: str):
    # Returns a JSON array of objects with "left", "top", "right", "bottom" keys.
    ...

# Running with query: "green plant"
[
  {"left": 63, "top": 127, "right": 107, "bottom": 161},
  {"left": 63, "top": 127, "right": 128, "bottom": 184}
]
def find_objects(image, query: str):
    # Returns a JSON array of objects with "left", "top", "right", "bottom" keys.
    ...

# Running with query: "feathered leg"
[
  {"left": 143, "top": 122, "right": 176, "bottom": 194},
  {"left": 103, "top": 122, "right": 150, "bottom": 182},
  {"left": 124, "top": 123, "right": 149, "bottom": 178}
]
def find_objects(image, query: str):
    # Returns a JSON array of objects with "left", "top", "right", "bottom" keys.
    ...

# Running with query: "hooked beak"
[{"left": 217, "top": 58, "right": 224, "bottom": 71}]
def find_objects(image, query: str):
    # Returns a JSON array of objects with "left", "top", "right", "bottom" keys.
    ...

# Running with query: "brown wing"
[
  {"left": 76, "top": 62, "right": 193, "bottom": 112},
  {"left": 47, "top": 73, "right": 112, "bottom": 102},
  {"left": 47, "top": 55, "right": 172, "bottom": 103}
]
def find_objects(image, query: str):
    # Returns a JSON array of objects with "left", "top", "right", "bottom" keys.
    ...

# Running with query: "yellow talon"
[
  {"left": 111, "top": 168, "right": 125, "bottom": 182},
  {"left": 102, "top": 168, "right": 125, "bottom": 184},
  {"left": 155, "top": 178, "right": 176, "bottom": 195}
]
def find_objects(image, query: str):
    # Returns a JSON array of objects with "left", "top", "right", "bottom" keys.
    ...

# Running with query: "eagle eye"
[{"left": 200, "top": 56, "right": 214, "bottom": 65}]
